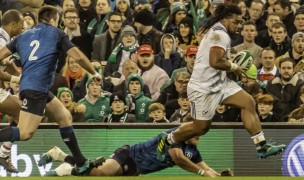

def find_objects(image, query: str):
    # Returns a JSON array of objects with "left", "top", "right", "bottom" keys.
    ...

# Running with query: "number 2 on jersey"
[{"left": 29, "top": 40, "right": 40, "bottom": 61}]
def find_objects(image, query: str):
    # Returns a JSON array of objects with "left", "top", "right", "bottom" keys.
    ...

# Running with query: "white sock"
[
  {"left": 0, "top": 143, "right": 12, "bottom": 158},
  {"left": 55, "top": 163, "right": 73, "bottom": 176},
  {"left": 251, "top": 131, "right": 265, "bottom": 145}
]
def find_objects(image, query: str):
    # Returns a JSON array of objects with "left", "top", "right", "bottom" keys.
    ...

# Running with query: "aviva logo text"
[{"left": 282, "top": 134, "right": 304, "bottom": 176}]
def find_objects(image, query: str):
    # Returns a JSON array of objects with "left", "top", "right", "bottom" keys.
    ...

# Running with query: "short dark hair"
[
  {"left": 107, "top": 11, "right": 123, "bottom": 21},
  {"left": 63, "top": 7, "right": 79, "bottom": 18},
  {"left": 257, "top": 94, "right": 274, "bottom": 105},
  {"left": 261, "top": 47, "right": 276, "bottom": 57},
  {"left": 274, "top": 0, "right": 291, "bottom": 11},
  {"left": 272, "top": 22, "right": 286, "bottom": 32},
  {"left": 38, "top": 5, "right": 59, "bottom": 23},
  {"left": 201, "top": 3, "right": 242, "bottom": 34},
  {"left": 279, "top": 57, "right": 295, "bottom": 68},
  {"left": 1, "top": 10, "right": 23, "bottom": 26}
]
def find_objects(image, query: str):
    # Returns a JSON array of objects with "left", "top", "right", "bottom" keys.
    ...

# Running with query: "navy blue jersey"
[
  {"left": 129, "top": 128, "right": 202, "bottom": 174},
  {"left": 7, "top": 23, "right": 74, "bottom": 93}
]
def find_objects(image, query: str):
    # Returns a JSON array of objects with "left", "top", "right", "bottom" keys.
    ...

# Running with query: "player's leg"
[
  {"left": 38, "top": 146, "right": 69, "bottom": 166},
  {"left": 0, "top": 90, "right": 44, "bottom": 142},
  {"left": 44, "top": 92, "right": 88, "bottom": 173},
  {"left": 0, "top": 93, "right": 21, "bottom": 173},
  {"left": 221, "top": 82, "right": 285, "bottom": 158},
  {"left": 157, "top": 88, "right": 220, "bottom": 161},
  {"left": 90, "top": 145, "right": 136, "bottom": 176},
  {"left": 89, "top": 159, "right": 123, "bottom": 176},
  {"left": 222, "top": 90, "right": 262, "bottom": 135}
]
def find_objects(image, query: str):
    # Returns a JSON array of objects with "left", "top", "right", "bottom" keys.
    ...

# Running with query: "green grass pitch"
[{"left": 2, "top": 177, "right": 304, "bottom": 180}]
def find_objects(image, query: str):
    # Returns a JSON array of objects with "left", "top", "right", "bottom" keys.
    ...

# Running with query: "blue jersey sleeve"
[{"left": 191, "top": 146, "right": 202, "bottom": 164}]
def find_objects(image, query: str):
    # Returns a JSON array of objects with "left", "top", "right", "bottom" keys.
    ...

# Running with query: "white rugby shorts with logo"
[{"left": 187, "top": 79, "right": 242, "bottom": 120}]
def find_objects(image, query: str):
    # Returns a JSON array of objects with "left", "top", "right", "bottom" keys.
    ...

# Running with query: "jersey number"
[{"left": 29, "top": 40, "right": 40, "bottom": 61}]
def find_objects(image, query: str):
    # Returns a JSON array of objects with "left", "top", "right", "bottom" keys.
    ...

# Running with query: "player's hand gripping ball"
[{"left": 233, "top": 50, "right": 253, "bottom": 69}]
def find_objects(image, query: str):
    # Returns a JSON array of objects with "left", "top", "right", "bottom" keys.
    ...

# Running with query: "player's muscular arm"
[
  {"left": 209, "top": 47, "right": 232, "bottom": 71},
  {"left": 0, "top": 47, "right": 13, "bottom": 62},
  {"left": 169, "top": 148, "right": 202, "bottom": 174},
  {"left": 67, "top": 47, "right": 96, "bottom": 75}
]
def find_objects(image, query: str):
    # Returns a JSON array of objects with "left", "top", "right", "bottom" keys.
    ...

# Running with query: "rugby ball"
[{"left": 233, "top": 50, "right": 253, "bottom": 69}]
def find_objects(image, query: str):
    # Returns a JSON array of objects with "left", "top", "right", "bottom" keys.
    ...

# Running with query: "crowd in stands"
[{"left": 0, "top": 0, "right": 304, "bottom": 123}]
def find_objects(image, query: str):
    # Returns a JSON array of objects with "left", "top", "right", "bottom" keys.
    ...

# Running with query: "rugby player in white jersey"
[{"left": 157, "top": 3, "right": 286, "bottom": 161}]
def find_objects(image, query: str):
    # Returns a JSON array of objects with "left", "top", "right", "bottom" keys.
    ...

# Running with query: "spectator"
[
  {"left": 113, "top": 60, "right": 151, "bottom": 98},
  {"left": 169, "top": 90, "right": 190, "bottom": 123},
  {"left": 170, "top": 45, "right": 197, "bottom": 84},
  {"left": 266, "top": 58, "right": 304, "bottom": 121},
  {"left": 134, "top": 9, "right": 163, "bottom": 54},
  {"left": 114, "top": 0, "right": 134, "bottom": 26},
  {"left": 238, "top": 64, "right": 263, "bottom": 100},
  {"left": 273, "top": 0, "right": 296, "bottom": 37},
  {"left": 76, "top": 0, "right": 96, "bottom": 27},
  {"left": 248, "top": 0, "right": 267, "bottom": 32},
  {"left": 257, "top": 94, "right": 281, "bottom": 122},
  {"left": 146, "top": 102, "right": 169, "bottom": 123},
  {"left": 293, "top": 8, "right": 304, "bottom": 34},
  {"left": 78, "top": 77, "right": 111, "bottom": 122},
  {"left": 105, "top": 25, "right": 139, "bottom": 77},
  {"left": 6, "top": 80, "right": 19, "bottom": 95},
  {"left": 265, "top": 0, "right": 276, "bottom": 14},
  {"left": 236, "top": 0, "right": 250, "bottom": 21},
  {"left": 56, "top": 87, "right": 86, "bottom": 122},
  {"left": 63, "top": 8, "right": 92, "bottom": 59},
  {"left": 163, "top": 2, "right": 187, "bottom": 33},
  {"left": 233, "top": 20, "right": 263, "bottom": 68},
  {"left": 103, "top": 92, "right": 136, "bottom": 123},
  {"left": 155, "top": 33, "right": 183, "bottom": 76},
  {"left": 256, "top": 12, "right": 281, "bottom": 48},
  {"left": 87, "top": 0, "right": 112, "bottom": 37},
  {"left": 157, "top": 71, "right": 190, "bottom": 105},
  {"left": 91, "top": 12, "right": 123, "bottom": 62},
  {"left": 212, "top": 104, "right": 240, "bottom": 122},
  {"left": 72, "top": 61, "right": 114, "bottom": 102},
  {"left": 57, "top": 7, "right": 92, "bottom": 73},
  {"left": 257, "top": 48, "right": 280, "bottom": 89},
  {"left": 275, "top": 32, "right": 304, "bottom": 73},
  {"left": 50, "top": 73, "right": 69, "bottom": 96},
  {"left": 133, "top": 0, "right": 151, "bottom": 13},
  {"left": 61, "top": 55, "right": 86, "bottom": 89},
  {"left": 175, "top": 17, "right": 199, "bottom": 56},
  {"left": 268, "top": 22, "right": 291, "bottom": 57},
  {"left": 58, "top": 0, "right": 76, "bottom": 30},
  {"left": 137, "top": 44, "right": 170, "bottom": 101},
  {"left": 23, "top": 12, "right": 36, "bottom": 30},
  {"left": 126, "top": 73, "right": 153, "bottom": 122},
  {"left": 288, "top": 86, "right": 304, "bottom": 122}
]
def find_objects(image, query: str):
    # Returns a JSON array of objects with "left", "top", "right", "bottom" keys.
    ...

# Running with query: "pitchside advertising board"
[{"left": 0, "top": 127, "right": 302, "bottom": 177}]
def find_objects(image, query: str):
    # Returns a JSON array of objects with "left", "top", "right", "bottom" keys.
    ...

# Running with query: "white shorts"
[
  {"left": 187, "top": 79, "right": 242, "bottom": 120},
  {"left": 0, "top": 88, "right": 9, "bottom": 103}
]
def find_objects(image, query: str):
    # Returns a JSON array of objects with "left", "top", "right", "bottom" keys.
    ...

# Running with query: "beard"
[
  {"left": 137, "top": 60, "right": 154, "bottom": 71},
  {"left": 281, "top": 74, "right": 293, "bottom": 82}
]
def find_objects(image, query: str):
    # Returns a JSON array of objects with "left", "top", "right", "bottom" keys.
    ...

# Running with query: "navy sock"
[
  {"left": 0, "top": 127, "right": 20, "bottom": 142},
  {"left": 59, "top": 126, "right": 86, "bottom": 167},
  {"left": 64, "top": 155, "right": 75, "bottom": 165}
]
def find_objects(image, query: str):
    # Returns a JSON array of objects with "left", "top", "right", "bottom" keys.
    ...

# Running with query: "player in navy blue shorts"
[
  {"left": 0, "top": 5, "right": 101, "bottom": 173},
  {"left": 38, "top": 115, "right": 220, "bottom": 177}
]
